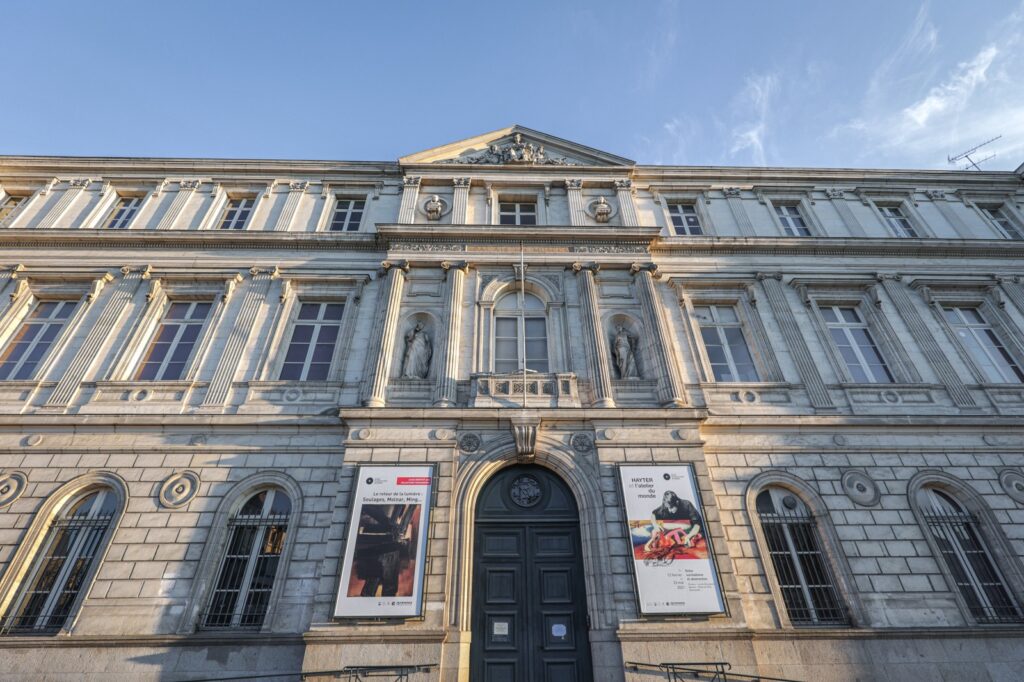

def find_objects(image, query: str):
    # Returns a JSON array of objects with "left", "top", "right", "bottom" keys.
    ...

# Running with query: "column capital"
[
  {"left": 452, "top": 177, "right": 471, "bottom": 187},
  {"left": 249, "top": 266, "right": 281, "bottom": 279},
  {"left": 120, "top": 265, "right": 152, "bottom": 279},
  {"left": 179, "top": 179, "right": 201, "bottom": 191},
  {"left": 630, "top": 262, "right": 659, "bottom": 277},
  {"left": 289, "top": 180, "right": 310, "bottom": 192},
  {"left": 571, "top": 261, "right": 600, "bottom": 275},
  {"left": 403, "top": 176, "right": 422, "bottom": 188},
  {"left": 381, "top": 259, "right": 410, "bottom": 275},
  {"left": 755, "top": 271, "right": 783, "bottom": 282},
  {"left": 440, "top": 260, "right": 470, "bottom": 275},
  {"left": 566, "top": 178, "right": 583, "bottom": 190},
  {"left": 68, "top": 178, "right": 92, "bottom": 189},
  {"left": 613, "top": 179, "right": 632, "bottom": 191},
  {"left": 875, "top": 272, "right": 903, "bottom": 283}
]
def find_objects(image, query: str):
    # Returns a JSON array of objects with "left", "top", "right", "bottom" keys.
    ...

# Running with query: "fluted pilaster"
[
  {"left": 39, "top": 178, "right": 90, "bottom": 227},
  {"left": 201, "top": 267, "right": 278, "bottom": 408},
  {"left": 566, "top": 179, "right": 586, "bottom": 226},
  {"left": 433, "top": 261, "right": 469, "bottom": 406},
  {"left": 451, "top": 178, "right": 471, "bottom": 224},
  {"left": 723, "top": 187, "right": 755, "bottom": 236},
  {"left": 398, "top": 177, "right": 421, "bottom": 224},
  {"left": 573, "top": 262, "right": 615, "bottom": 407},
  {"left": 157, "top": 180, "right": 201, "bottom": 230},
  {"left": 273, "top": 181, "right": 309, "bottom": 231},
  {"left": 824, "top": 189, "right": 866, "bottom": 237},
  {"left": 364, "top": 261, "right": 409, "bottom": 407},
  {"left": 631, "top": 263, "right": 686, "bottom": 406},
  {"left": 45, "top": 266, "right": 150, "bottom": 408},
  {"left": 757, "top": 272, "right": 835, "bottom": 410},
  {"left": 614, "top": 180, "right": 639, "bottom": 227},
  {"left": 878, "top": 273, "right": 976, "bottom": 408}
]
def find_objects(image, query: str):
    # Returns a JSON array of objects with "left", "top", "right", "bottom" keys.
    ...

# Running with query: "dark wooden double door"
[{"left": 471, "top": 466, "right": 594, "bottom": 682}]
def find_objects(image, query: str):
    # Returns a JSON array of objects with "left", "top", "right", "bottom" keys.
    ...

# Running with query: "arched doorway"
[{"left": 470, "top": 465, "right": 594, "bottom": 682}]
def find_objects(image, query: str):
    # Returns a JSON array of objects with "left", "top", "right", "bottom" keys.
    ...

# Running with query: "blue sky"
[{"left": 3, "top": 1, "right": 1023, "bottom": 170}]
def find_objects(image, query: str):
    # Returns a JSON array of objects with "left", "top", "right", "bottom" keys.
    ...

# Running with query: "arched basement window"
[
  {"left": 204, "top": 488, "right": 292, "bottom": 629},
  {"left": 1, "top": 488, "right": 118, "bottom": 634},
  {"left": 916, "top": 487, "right": 1022, "bottom": 624},
  {"left": 755, "top": 487, "right": 848, "bottom": 626}
]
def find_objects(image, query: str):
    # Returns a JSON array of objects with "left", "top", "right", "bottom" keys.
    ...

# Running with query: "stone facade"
[{"left": 0, "top": 125, "right": 1023, "bottom": 680}]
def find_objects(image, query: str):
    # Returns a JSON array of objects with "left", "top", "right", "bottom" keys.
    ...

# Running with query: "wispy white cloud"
[{"left": 729, "top": 72, "right": 779, "bottom": 166}]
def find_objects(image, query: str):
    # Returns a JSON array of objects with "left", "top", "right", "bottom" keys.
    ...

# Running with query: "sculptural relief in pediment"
[{"left": 436, "top": 133, "right": 581, "bottom": 166}]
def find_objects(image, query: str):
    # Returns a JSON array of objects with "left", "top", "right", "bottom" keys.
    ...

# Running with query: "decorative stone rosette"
[{"left": 158, "top": 471, "right": 201, "bottom": 509}]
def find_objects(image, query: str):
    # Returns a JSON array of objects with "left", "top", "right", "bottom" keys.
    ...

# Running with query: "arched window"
[
  {"left": 915, "top": 487, "right": 1022, "bottom": 623},
  {"left": 493, "top": 292, "right": 548, "bottom": 373},
  {"left": 203, "top": 488, "right": 292, "bottom": 629},
  {"left": 755, "top": 487, "right": 848, "bottom": 626},
  {"left": 1, "top": 488, "right": 118, "bottom": 634}
]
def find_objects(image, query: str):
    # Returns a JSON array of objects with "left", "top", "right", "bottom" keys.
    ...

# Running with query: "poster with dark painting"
[{"left": 334, "top": 466, "right": 433, "bottom": 617}]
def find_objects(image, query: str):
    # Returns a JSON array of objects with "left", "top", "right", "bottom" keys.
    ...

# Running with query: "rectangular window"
[
  {"left": 0, "top": 300, "right": 77, "bottom": 381},
  {"left": 279, "top": 302, "right": 345, "bottom": 381},
  {"left": 328, "top": 198, "right": 365, "bottom": 232},
  {"left": 775, "top": 204, "right": 811, "bottom": 237},
  {"left": 943, "top": 306, "right": 1024, "bottom": 383},
  {"left": 820, "top": 305, "right": 893, "bottom": 383},
  {"left": 494, "top": 317, "right": 548, "bottom": 373},
  {"left": 498, "top": 202, "right": 537, "bottom": 226},
  {"left": 983, "top": 207, "right": 1023, "bottom": 240},
  {"left": 218, "top": 198, "right": 255, "bottom": 230},
  {"left": 134, "top": 301, "right": 212, "bottom": 381},
  {"left": 694, "top": 305, "right": 759, "bottom": 382},
  {"left": 0, "top": 195, "right": 25, "bottom": 222},
  {"left": 879, "top": 206, "right": 918, "bottom": 237},
  {"left": 103, "top": 196, "right": 143, "bottom": 229},
  {"left": 668, "top": 203, "right": 703, "bottom": 235}
]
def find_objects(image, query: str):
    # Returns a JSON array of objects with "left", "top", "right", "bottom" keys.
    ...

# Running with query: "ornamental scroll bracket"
[{"left": 510, "top": 415, "right": 540, "bottom": 463}]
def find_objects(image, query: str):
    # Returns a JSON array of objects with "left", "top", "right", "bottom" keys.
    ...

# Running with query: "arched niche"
[
  {"left": 394, "top": 311, "right": 438, "bottom": 380},
  {"left": 605, "top": 312, "right": 647, "bottom": 380}
]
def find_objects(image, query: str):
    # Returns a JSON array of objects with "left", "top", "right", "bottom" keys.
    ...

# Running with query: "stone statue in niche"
[
  {"left": 613, "top": 325, "right": 640, "bottom": 379},
  {"left": 593, "top": 196, "right": 612, "bottom": 223},
  {"left": 401, "top": 322, "right": 432, "bottom": 379},
  {"left": 425, "top": 195, "right": 443, "bottom": 221}
]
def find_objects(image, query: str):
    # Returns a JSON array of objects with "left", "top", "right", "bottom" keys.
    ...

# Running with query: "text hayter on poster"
[
  {"left": 619, "top": 465, "right": 725, "bottom": 614},
  {"left": 334, "top": 466, "right": 433, "bottom": 618}
]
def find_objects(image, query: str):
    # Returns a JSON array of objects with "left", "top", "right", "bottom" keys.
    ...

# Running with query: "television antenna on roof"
[{"left": 948, "top": 135, "right": 1001, "bottom": 171}]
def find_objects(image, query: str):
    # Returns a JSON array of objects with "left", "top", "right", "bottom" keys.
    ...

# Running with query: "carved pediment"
[{"left": 399, "top": 125, "right": 634, "bottom": 167}]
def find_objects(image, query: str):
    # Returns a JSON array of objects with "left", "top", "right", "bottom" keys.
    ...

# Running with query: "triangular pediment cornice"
[{"left": 399, "top": 125, "right": 634, "bottom": 168}]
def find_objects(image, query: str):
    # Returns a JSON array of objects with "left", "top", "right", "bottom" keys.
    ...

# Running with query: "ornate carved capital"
[
  {"left": 68, "top": 178, "right": 91, "bottom": 189},
  {"left": 179, "top": 179, "right": 201, "bottom": 191},
  {"left": 875, "top": 272, "right": 903, "bottom": 283},
  {"left": 381, "top": 259, "right": 410, "bottom": 275},
  {"left": 513, "top": 263, "right": 528, "bottom": 281},
  {"left": 120, "top": 265, "right": 152, "bottom": 279},
  {"left": 289, "top": 180, "right": 310, "bottom": 192},
  {"left": 824, "top": 188, "right": 845, "bottom": 199},
  {"left": 925, "top": 189, "right": 947, "bottom": 201},
  {"left": 614, "top": 179, "right": 633, "bottom": 191},
  {"left": 755, "top": 271, "right": 783, "bottom": 282},
  {"left": 565, "top": 178, "right": 583, "bottom": 190},
  {"left": 440, "top": 260, "right": 470, "bottom": 276},
  {"left": 452, "top": 177, "right": 471, "bottom": 188},
  {"left": 571, "top": 261, "right": 600, "bottom": 275},
  {"left": 723, "top": 187, "right": 743, "bottom": 197},
  {"left": 249, "top": 266, "right": 280, "bottom": 279},
  {"left": 510, "top": 416, "right": 540, "bottom": 462},
  {"left": 630, "top": 262, "right": 659, "bottom": 277},
  {"left": 403, "top": 176, "right": 422, "bottom": 188}
]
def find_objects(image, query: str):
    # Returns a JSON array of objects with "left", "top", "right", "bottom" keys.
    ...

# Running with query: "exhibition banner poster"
[
  {"left": 619, "top": 464, "right": 725, "bottom": 614},
  {"left": 334, "top": 465, "right": 433, "bottom": 618}
]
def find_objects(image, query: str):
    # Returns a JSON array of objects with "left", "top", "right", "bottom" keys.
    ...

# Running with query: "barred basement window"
[
  {"left": 218, "top": 198, "right": 255, "bottom": 230},
  {"left": 0, "top": 300, "right": 78, "bottom": 381},
  {"left": 667, "top": 203, "right": 703, "bottom": 235},
  {"left": 279, "top": 301, "right": 345, "bottom": 380},
  {"left": 916, "top": 488, "right": 1022, "bottom": 624},
  {"left": 103, "top": 196, "right": 143, "bottom": 229},
  {"left": 329, "top": 198, "right": 365, "bottom": 232},
  {"left": 203, "top": 489, "right": 291, "bottom": 629},
  {"left": 755, "top": 488, "right": 848, "bottom": 626},
  {"left": 1, "top": 489, "right": 117, "bottom": 634}
]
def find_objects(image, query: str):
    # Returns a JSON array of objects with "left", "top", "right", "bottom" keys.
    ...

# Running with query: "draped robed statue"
[
  {"left": 400, "top": 322, "right": 432, "bottom": 379},
  {"left": 613, "top": 325, "right": 639, "bottom": 379}
]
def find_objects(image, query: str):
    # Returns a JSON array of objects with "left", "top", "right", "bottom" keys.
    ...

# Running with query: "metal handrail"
[
  {"left": 625, "top": 660, "right": 803, "bottom": 682},
  {"left": 181, "top": 663, "right": 435, "bottom": 681}
]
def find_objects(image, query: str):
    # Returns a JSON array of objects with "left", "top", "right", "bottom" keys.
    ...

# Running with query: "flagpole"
[{"left": 520, "top": 241, "right": 526, "bottom": 411}]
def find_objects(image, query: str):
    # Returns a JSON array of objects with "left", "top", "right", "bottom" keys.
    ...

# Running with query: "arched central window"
[
  {"left": 2, "top": 488, "right": 117, "bottom": 634},
  {"left": 494, "top": 292, "right": 548, "bottom": 373},
  {"left": 755, "top": 488, "right": 847, "bottom": 626},
  {"left": 204, "top": 489, "right": 292, "bottom": 629},
  {"left": 916, "top": 487, "right": 1022, "bottom": 623}
]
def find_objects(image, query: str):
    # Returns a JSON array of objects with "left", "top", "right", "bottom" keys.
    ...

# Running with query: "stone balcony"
[{"left": 469, "top": 372, "right": 580, "bottom": 408}]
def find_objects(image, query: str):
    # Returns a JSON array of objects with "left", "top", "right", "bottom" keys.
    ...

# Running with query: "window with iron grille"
[
  {"left": 493, "top": 292, "right": 548, "bottom": 373},
  {"left": 0, "top": 195, "right": 25, "bottom": 223},
  {"left": 942, "top": 306, "right": 1024, "bottom": 383},
  {"left": 1, "top": 489, "right": 117, "bottom": 635},
  {"left": 775, "top": 204, "right": 811, "bottom": 237},
  {"left": 693, "top": 305, "right": 759, "bottom": 382},
  {"left": 819, "top": 305, "right": 894, "bottom": 383},
  {"left": 103, "top": 196, "right": 143, "bottom": 229},
  {"left": 218, "top": 198, "right": 255, "bottom": 230},
  {"left": 983, "top": 207, "right": 1024, "bottom": 241},
  {"left": 328, "top": 198, "right": 365, "bottom": 232},
  {"left": 498, "top": 202, "right": 537, "bottom": 226},
  {"left": 879, "top": 205, "right": 918, "bottom": 238},
  {"left": 279, "top": 302, "right": 345, "bottom": 380},
  {"left": 134, "top": 301, "right": 212, "bottom": 381},
  {"left": 204, "top": 489, "right": 291, "bottom": 629},
  {"left": 755, "top": 488, "right": 848, "bottom": 626},
  {"left": 0, "top": 300, "right": 77, "bottom": 381},
  {"left": 667, "top": 203, "right": 703, "bottom": 235},
  {"left": 917, "top": 488, "right": 1022, "bottom": 624}
]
